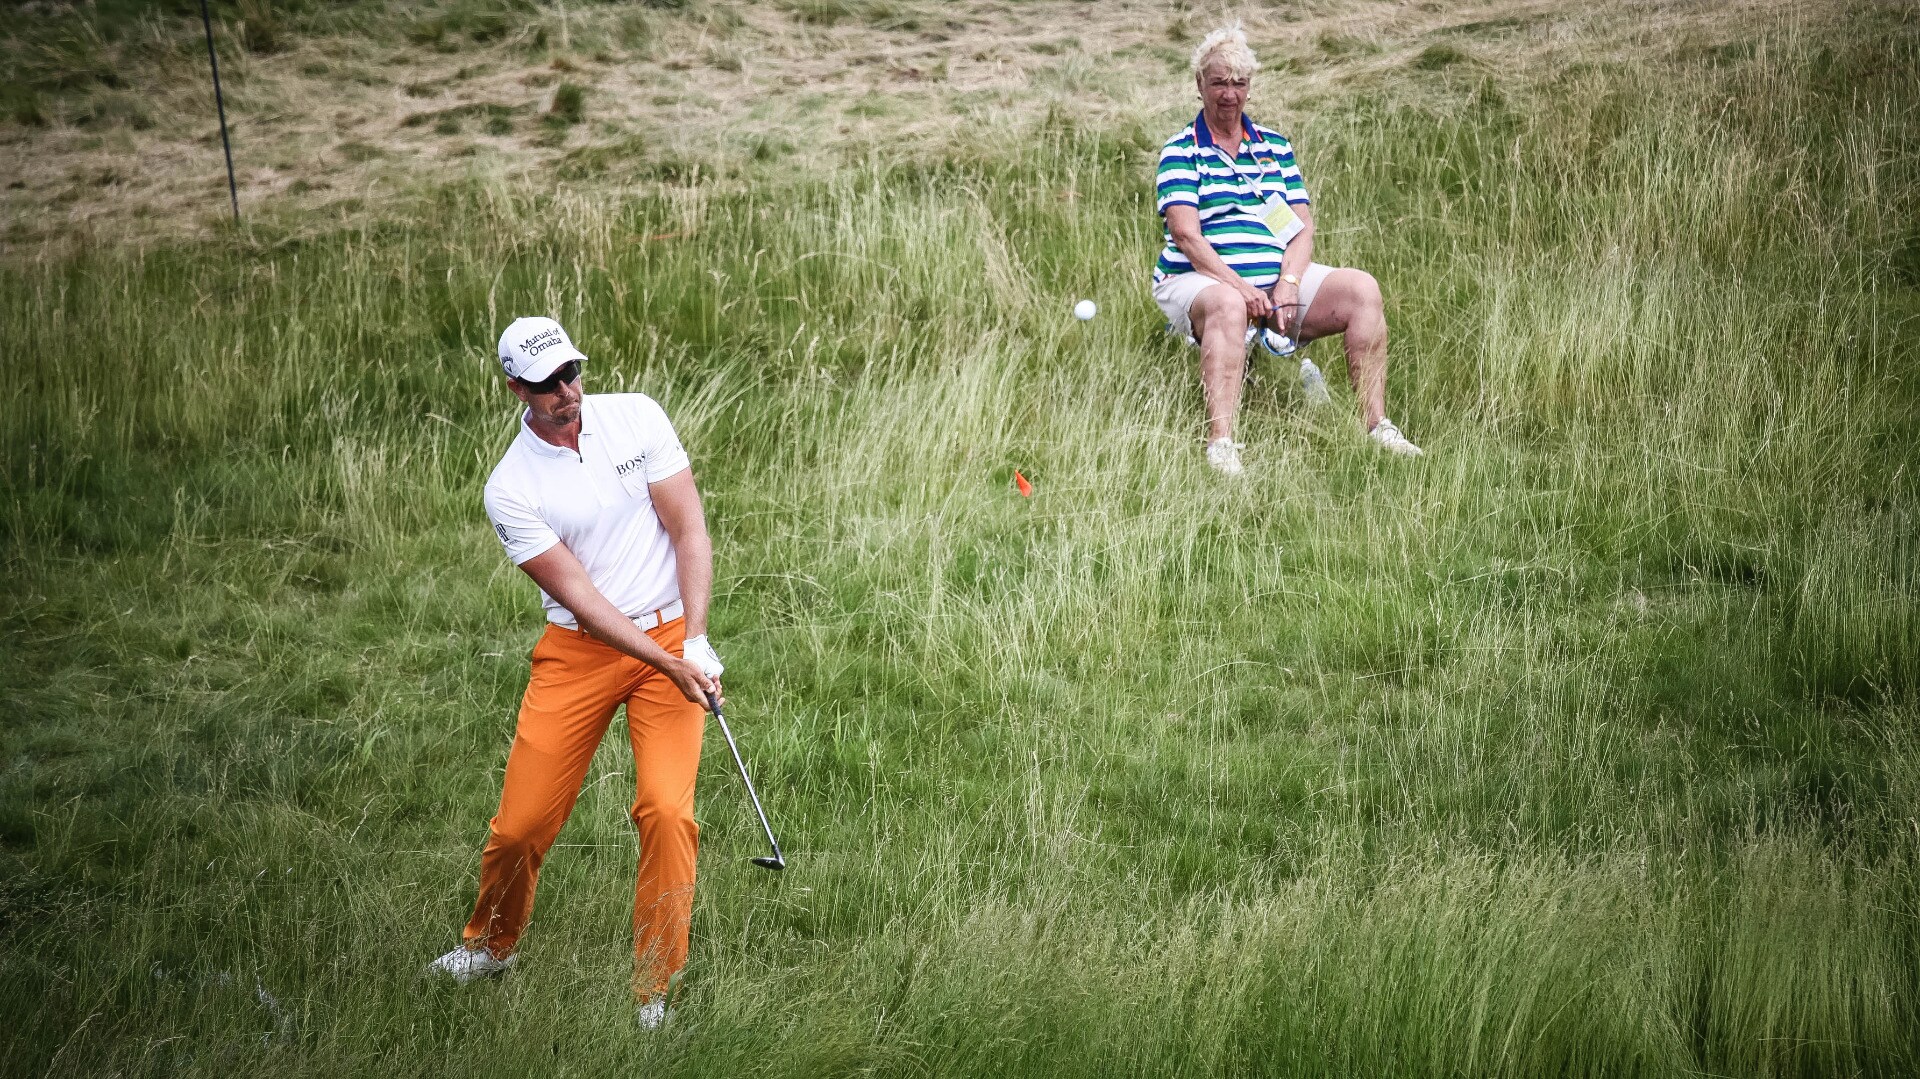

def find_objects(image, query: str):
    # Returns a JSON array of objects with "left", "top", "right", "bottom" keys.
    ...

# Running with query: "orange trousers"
[{"left": 463, "top": 617, "right": 704, "bottom": 998}]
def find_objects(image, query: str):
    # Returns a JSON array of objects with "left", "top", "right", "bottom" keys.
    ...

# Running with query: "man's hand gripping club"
[
  {"left": 517, "top": 543, "right": 724, "bottom": 708},
  {"left": 683, "top": 634, "right": 725, "bottom": 710}
]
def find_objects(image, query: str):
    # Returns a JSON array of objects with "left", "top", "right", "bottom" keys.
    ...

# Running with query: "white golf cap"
[{"left": 497, "top": 316, "right": 588, "bottom": 382}]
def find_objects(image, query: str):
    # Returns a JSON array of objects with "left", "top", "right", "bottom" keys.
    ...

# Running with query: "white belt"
[{"left": 631, "top": 598, "right": 685, "bottom": 631}]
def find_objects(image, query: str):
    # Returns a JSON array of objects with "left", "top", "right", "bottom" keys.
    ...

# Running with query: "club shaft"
[{"left": 708, "top": 702, "right": 782, "bottom": 860}]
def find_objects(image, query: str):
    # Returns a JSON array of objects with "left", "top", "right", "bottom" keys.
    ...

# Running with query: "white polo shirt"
[{"left": 483, "top": 393, "right": 692, "bottom": 629}]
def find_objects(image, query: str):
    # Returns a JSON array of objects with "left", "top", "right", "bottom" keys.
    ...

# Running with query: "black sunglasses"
[{"left": 516, "top": 359, "right": 581, "bottom": 394}]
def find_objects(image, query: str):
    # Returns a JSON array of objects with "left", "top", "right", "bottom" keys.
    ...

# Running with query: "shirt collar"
[
  {"left": 515, "top": 395, "right": 595, "bottom": 459},
  {"left": 1193, "top": 112, "right": 1262, "bottom": 152}
]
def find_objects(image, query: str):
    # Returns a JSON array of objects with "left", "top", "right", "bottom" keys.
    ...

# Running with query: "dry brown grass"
[{"left": 0, "top": 0, "right": 1787, "bottom": 253}]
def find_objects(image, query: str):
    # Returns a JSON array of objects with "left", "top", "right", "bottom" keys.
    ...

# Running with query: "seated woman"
[{"left": 1152, "top": 22, "right": 1423, "bottom": 474}]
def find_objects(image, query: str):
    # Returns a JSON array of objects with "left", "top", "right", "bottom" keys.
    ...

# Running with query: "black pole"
[{"left": 198, "top": 0, "right": 240, "bottom": 223}]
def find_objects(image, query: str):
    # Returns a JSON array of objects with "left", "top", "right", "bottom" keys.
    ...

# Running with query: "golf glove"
[{"left": 684, "top": 634, "right": 724, "bottom": 679}]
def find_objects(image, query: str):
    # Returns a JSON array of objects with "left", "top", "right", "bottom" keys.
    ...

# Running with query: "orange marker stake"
[{"left": 1014, "top": 470, "right": 1033, "bottom": 498}]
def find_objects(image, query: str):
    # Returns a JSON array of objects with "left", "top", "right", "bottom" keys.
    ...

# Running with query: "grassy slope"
[
  {"left": 3, "top": 1, "right": 1920, "bottom": 1076},
  {"left": 0, "top": 0, "right": 1288, "bottom": 249}
]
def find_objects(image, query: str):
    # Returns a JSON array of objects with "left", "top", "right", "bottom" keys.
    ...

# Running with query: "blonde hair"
[{"left": 1191, "top": 21, "right": 1259, "bottom": 81}]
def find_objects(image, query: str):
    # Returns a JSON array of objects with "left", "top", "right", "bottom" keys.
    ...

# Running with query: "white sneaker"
[
  {"left": 1205, "top": 437, "right": 1245, "bottom": 475},
  {"left": 1299, "top": 359, "right": 1332, "bottom": 406},
  {"left": 1369, "top": 419, "right": 1424, "bottom": 457},
  {"left": 636, "top": 998, "right": 671, "bottom": 1030},
  {"left": 425, "top": 944, "right": 516, "bottom": 984}
]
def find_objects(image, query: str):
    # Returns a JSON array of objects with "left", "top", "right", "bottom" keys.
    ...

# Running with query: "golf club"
[{"left": 704, "top": 692, "right": 786, "bottom": 870}]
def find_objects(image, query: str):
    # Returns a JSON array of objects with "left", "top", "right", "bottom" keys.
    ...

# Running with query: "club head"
[{"left": 751, "top": 856, "right": 785, "bottom": 871}]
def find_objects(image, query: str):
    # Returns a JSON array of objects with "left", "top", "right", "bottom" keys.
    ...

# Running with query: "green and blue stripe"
[{"left": 1154, "top": 113, "right": 1310, "bottom": 288}]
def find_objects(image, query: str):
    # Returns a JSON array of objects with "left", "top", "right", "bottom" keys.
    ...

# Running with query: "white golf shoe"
[
  {"left": 1205, "top": 437, "right": 1245, "bottom": 476},
  {"left": 1369, "top": 419, "right": 1424, "bottom": 457},
  {"left": 636, "top": 999, "right": 671, "bottom": 1030},
  {"left": 425, "top": 944, "right": 517, "bottom": 984},
  {"left": 1298, "top": 359, "right": 1332, "bottom": 406}
]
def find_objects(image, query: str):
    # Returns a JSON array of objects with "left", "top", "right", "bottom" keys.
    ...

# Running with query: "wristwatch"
[{"left": 1281, "top": 273, "right": 1301, "bottom": 286}]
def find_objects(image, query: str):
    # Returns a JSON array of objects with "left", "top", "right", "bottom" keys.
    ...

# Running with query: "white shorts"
[{"left": 1151, "top": 262, "right": 1340, "bottom": 342}]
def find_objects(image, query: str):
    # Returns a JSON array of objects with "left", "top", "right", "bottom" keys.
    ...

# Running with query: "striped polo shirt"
[{"left": 1154, "top": 113, "right": 1311, "bottom": 288}]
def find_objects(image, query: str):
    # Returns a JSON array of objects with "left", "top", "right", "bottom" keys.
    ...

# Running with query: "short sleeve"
[
  {"left": 1266, "top": 134, "right": 1311, "bottom": 206},
  {"left": 632, "top": 395, "right": 691, "bottom": 482},
  {"left": 1156, "top": 140, "right": 1200, "bottom": 214},
  {"left": 484, "top": 481, "right": 560, "bottom": 565}
]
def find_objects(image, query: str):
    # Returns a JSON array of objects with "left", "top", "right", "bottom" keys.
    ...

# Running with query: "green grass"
[{"left": 4, "top": 4, "right": 1920, "bottom": 1077}]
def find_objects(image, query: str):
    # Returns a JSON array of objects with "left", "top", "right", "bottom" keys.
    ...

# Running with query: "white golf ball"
[{"left": 1073, "top": 299, "right": 1097, "bottom": 321}]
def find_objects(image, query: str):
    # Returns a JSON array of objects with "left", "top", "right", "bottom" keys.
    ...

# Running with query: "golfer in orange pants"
[
  {"left": 463, "top": 618, "right": 705, "bottom": 996},
  {"left": 428, "top": 317, "right": 726, "bottom": 1030}
]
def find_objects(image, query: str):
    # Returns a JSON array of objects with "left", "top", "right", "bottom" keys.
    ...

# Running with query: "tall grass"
[{"left": 3, "top": 4, "right": 1918, "bottom": 1076}]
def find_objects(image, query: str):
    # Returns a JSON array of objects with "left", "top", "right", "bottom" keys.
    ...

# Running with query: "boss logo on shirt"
[
  {"left": 614, "top": 453, "right": 647, "bottom": 477},
  {"left": 496, "top": 523, "right": 511, "bottom": 542}
]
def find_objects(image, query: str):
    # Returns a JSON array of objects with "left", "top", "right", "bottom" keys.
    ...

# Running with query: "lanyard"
[{"left": 1204, "top": 118, "right": 1275, "bottom": 197}]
